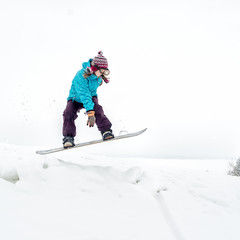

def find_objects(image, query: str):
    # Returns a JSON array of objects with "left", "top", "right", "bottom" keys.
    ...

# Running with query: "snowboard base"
[{"left": 36, "top": 128, "right": 147, "bottom": 155}]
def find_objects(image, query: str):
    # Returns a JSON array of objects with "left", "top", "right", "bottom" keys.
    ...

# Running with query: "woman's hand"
[{"left": 87, "top": 111, "right": 96, "bottom": 127}]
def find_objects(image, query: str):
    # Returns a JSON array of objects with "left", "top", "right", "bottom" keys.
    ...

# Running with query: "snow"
[
  {"left": 0, "top": 0, "right": 240, "bottom": 239},
  {"left": 1, "top": 143, "right": 240, "bottom": 240}
]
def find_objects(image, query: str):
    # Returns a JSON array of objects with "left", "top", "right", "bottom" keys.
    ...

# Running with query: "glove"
[{"left": 87, "top": 111, "right": 96, "bottom": 127}]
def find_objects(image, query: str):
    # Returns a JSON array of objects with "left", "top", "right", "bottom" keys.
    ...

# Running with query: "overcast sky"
[{"left": 0, "top": 0, "right": 240, "bottom": 159}]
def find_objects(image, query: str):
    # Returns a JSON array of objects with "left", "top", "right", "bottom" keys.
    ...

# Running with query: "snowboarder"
[{"left": 62, "top": 51, "right": 114, "bottom": 148}]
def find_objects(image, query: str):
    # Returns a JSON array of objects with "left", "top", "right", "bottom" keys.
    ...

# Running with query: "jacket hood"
[{"left": 82, "top": 59, "right": 93, "bottom": 70}]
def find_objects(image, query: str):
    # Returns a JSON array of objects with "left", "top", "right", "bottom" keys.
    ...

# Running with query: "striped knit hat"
[{"left": 92, "top": 51, "right": 108, "bottom": 69}]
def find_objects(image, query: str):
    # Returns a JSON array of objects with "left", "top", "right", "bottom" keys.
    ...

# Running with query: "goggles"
[
  {"left": 92, "top": 64, "right": 110, "bottom": 76},
  {"left": 100, "top": 68, "right": 110, "bottom": 76}
]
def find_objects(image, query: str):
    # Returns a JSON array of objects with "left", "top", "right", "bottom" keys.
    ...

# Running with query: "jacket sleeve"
[{"left": 74, "top": 72, "right": 94, "bottom": 111}]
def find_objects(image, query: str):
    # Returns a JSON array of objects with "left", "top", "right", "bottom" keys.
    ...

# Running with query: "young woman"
[{"left": 62, "top": 51, "right": 114, "bottom": 148}]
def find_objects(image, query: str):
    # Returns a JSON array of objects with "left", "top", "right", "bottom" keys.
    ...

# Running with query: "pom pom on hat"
[{"left": 92, "top": 51, "right": 108, "bottom": 69}]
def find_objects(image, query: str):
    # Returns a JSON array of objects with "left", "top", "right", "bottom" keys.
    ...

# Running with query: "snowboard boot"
[
  {"left": 101, "top": 129, "right": 114, "bottom": 141},
  {"left": 63, "top": 136, "right": 75, "bottom": 148}
]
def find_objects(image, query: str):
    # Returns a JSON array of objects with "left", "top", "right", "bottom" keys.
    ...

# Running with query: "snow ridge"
[{"left": 0, "top": 143, "right": 240, "bottom": 240}]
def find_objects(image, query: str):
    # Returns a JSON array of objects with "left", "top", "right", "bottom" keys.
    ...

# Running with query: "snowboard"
[{"left": 36, "top": 128, "right": 147, "bottom": 155}]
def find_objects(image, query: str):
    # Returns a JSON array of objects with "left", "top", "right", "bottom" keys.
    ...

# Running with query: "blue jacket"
[{"left": 67, "top": 59, "right": 103, "bottom": 111}]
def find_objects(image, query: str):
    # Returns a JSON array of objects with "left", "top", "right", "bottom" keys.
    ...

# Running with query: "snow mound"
[{"left": 1, "top": 143, "right": 240, "bottom": 240}]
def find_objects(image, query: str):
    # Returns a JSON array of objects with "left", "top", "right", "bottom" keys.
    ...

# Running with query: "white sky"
[{"left": 0, "top": 0, "right": 240, "bottom": 159}]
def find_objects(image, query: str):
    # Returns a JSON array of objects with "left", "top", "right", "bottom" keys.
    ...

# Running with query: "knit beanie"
[{"left": 92, "top": 51, "right": 108, "bottom": 69}]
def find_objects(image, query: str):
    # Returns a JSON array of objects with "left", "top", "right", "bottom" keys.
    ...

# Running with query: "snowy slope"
[
  {"left": 0, "top": 0, "right": 239, "bottom": 239},
  {"left": 0, "top": 143, "right": 240, "bottom": 240}
]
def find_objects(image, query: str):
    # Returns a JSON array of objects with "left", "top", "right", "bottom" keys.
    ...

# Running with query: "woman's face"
[
  {"left": 94, "top": 69, "right": 109, "bottom": 77},
  {"left": 94, "top": 70, "right": 102, "bottom": 77}
]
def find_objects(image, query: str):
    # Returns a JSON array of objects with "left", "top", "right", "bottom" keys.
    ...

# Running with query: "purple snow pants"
[{"left": 62, "top": 97, "right": 112, "bottom": 137}]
